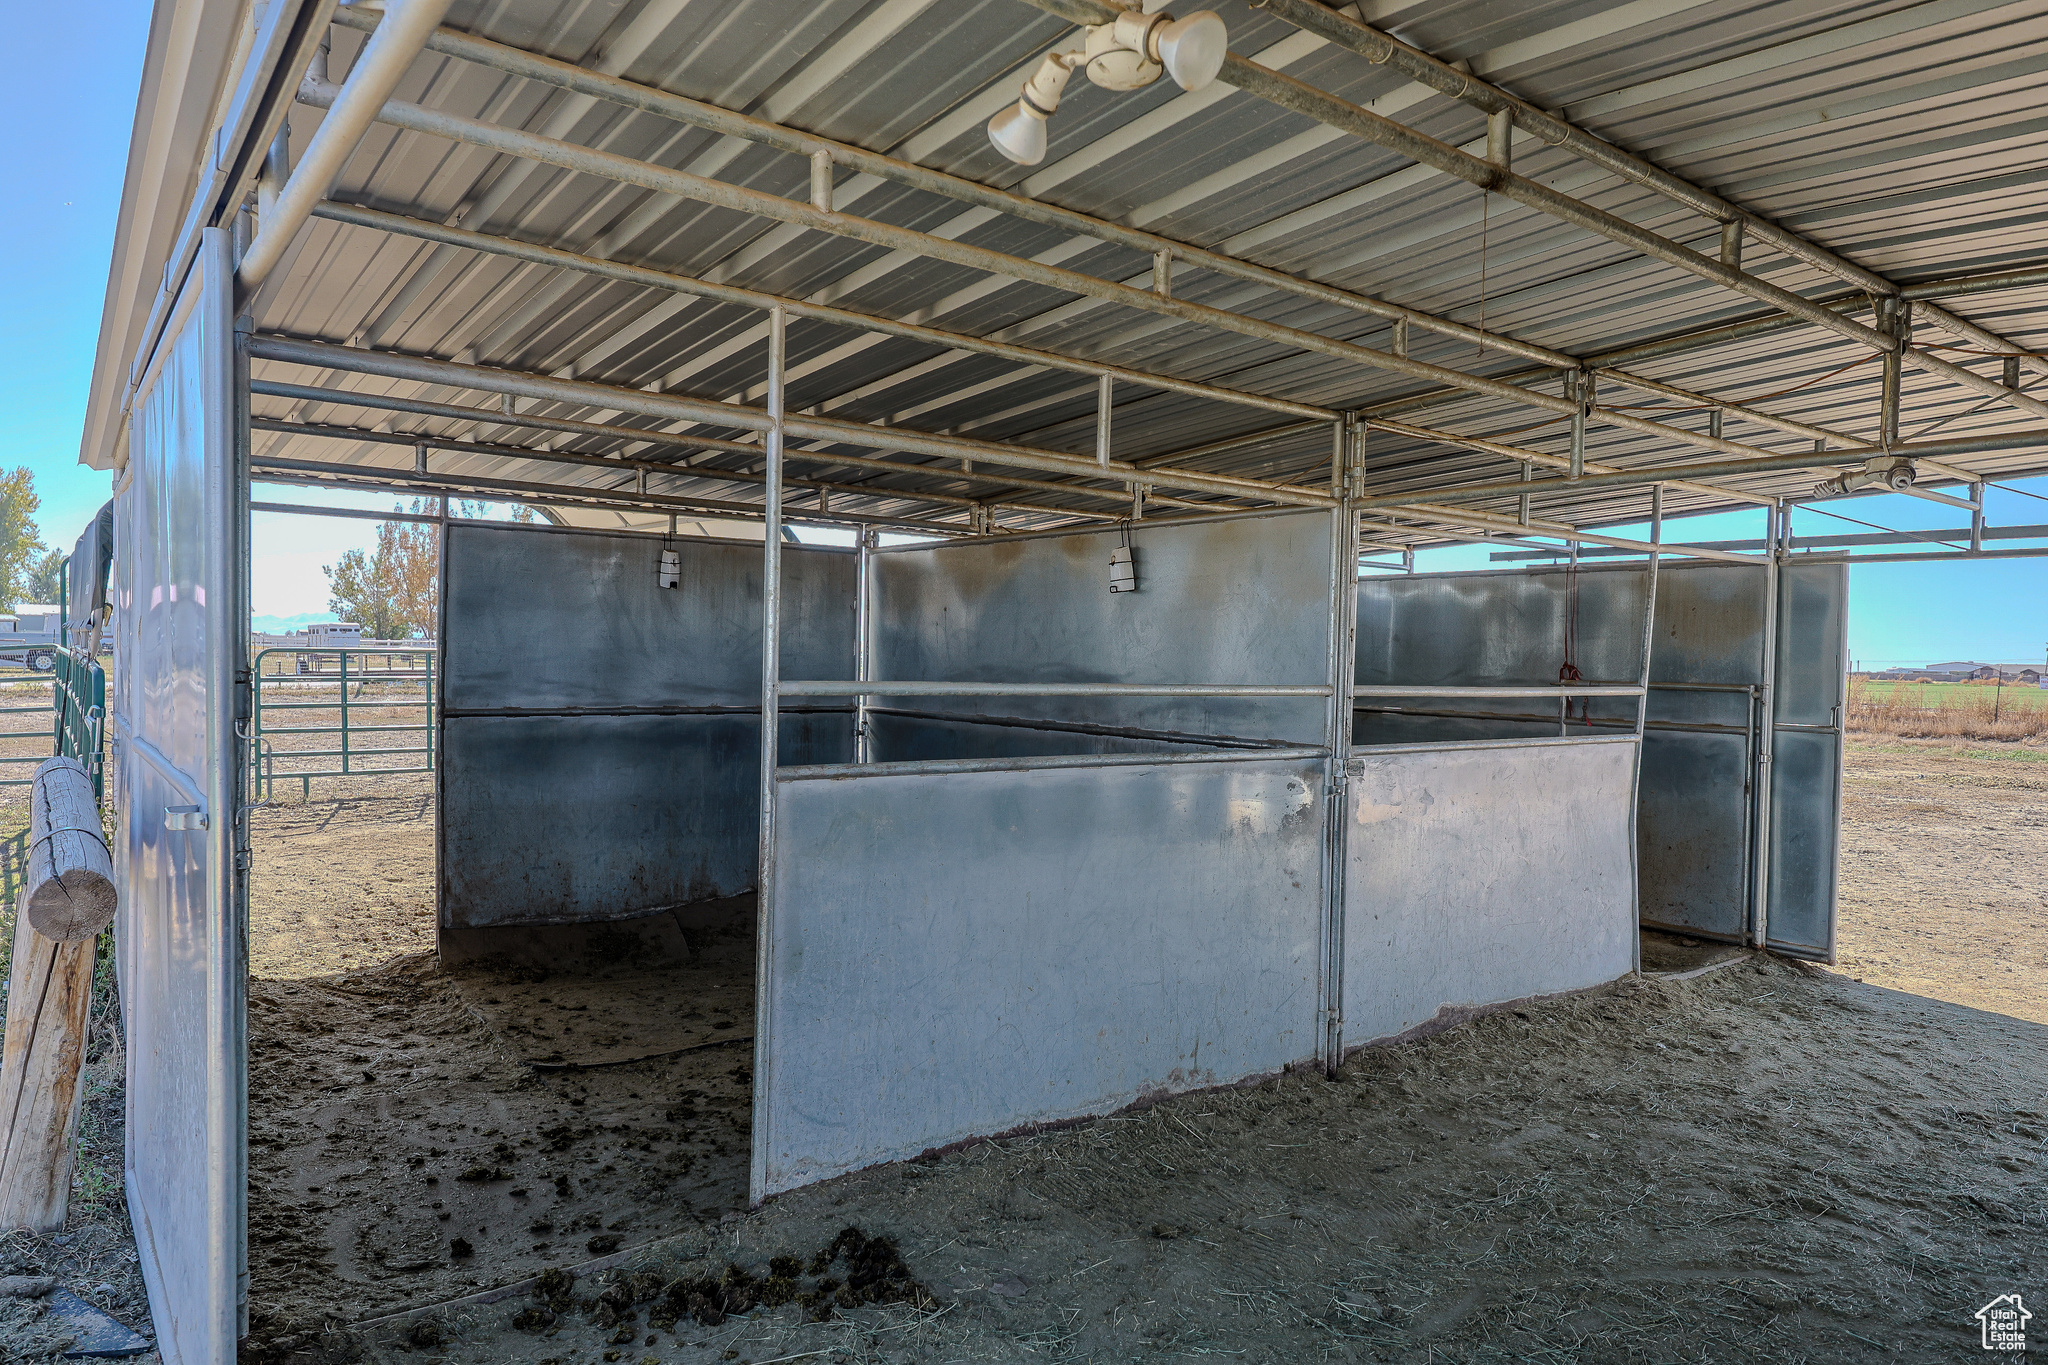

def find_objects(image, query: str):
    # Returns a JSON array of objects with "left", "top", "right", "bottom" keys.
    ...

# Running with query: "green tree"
[
  {"left": 321, "top": 499, "right": 537, "bottom": 639},
  {"left": 26, "top": 548, "right": 66, "bottom": 606},
  {"left": 0, "top": 469, "right": 46, "bottom": 614}
]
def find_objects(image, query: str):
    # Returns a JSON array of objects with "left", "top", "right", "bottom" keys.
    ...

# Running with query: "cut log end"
[{"left": 25, "top": 870, "right": 119, "bottom": 945}]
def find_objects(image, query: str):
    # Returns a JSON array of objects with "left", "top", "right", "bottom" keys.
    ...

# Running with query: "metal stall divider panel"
[
  {"left": 112, "top": 229, "right": 244, "bottom": 1365},
  {"left": 1766, "top": 561, "right": 1848, "bottom": 960},
  {"left": 438, "top": 526, "right": 853, "bottom": 947},
  {"left": 755, "top": 512, "right": 1339, "bottom": 1199},
  {"left": 1343, "top": 738, "right": 1641, "bottom": 1045},
  {"left": 1354, "top": 561, "right": 1846, "bottom": 957},
  {"left": 758, "top": 750, "right": 1327, "bottom": 1196},
  {"left": 1637, "top": 563, "right": 1769, "bottom": 943},
  {"left": 871, "top": 512, "right": 1334, "bottom": 747}
]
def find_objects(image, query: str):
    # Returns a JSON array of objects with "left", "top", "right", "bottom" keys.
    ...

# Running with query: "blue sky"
[{"left": 4, "top": 0, "right": 2041, "bottom": 663}]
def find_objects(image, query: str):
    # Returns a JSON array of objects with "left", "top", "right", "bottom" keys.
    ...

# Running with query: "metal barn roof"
[{"left": 85, "top": 0, "right": 2048, "bottom": 550}]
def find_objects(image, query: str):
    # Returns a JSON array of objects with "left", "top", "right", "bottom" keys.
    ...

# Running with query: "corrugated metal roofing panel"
[{"left": 221, "top": 0, "right": 2048, "bottom": 543}]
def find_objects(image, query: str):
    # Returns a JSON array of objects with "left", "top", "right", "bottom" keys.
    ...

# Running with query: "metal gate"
[
  {"left": 112, "top": 228, "right": 245, "bottom": 1364},
  {"left": 1355, "top": 559, "right": 1847, "bottom": 961}
]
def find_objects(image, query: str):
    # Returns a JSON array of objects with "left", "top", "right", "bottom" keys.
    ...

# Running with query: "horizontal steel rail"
[
  {"left": 309, "top": 201, "right": 1335, "bottom": 423},
  {"left": 1020, "top": 0, "right": 2048, "bottom": 425},
  {"left": 257, "top": 416, "right": 1131, "bottom": 525},
  {"left": 254, "top": 402, "right": 1216, "bottom": 517},
  {"left": 248, "top": 334, "right": 1330, "bottom": 509},
  {"left": 290, "top": 83, "right": 1845, "bottom": 474},
  {"left": 777, "top": 746, "right": 1333, "bottom": 781},
  {"left": 1351, "top": 684, "right": 1646, "bottom": 699},
  {"left": 252, "top": 646, "right": 437, "bottom": 800},
  {"left": 328, "top": 8, "right": 1568, "bottom": 369},
  {"left": 779, "top": 681, "right": 1334, "bottom": 697},
  {"left": 1352, "top": 426, "right": 2048, "bottom": 513},
  {"left": 327, "top": 12, "right": 1907, "bottom": 451}
]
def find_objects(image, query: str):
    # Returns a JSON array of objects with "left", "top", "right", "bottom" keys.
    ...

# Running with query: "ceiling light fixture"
[{"left": 986, "top": 5, "right": 1228, "bottom": 166}]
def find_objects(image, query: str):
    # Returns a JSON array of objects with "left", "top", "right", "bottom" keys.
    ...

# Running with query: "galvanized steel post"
[
  {"left": 751, "top": 306, "right": 788, "bottom": 1205},
  {"left": 1321, "top": 414, "right": 1361, "bottom": 1076},
  {"left": 1631, "top": 487, "right": 1662, "bottom": 976},
  {"left": 1752, "top": 501, "right": 1784, "bottom": 948},
  {"left": 854, "top": 526, "right": 875, "bottom": 764}
]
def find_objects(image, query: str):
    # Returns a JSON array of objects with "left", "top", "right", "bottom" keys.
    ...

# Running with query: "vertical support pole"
[
  {"left": 1401, "top": 546, "right": 1414, "bottom": 574},
  {"left": 338, "top": 651, "right": 350, "bottom": 775},
  {"left": 750, "top": 304, "right": 787, "bottom": 1207},
  {"left": 1485, "top": 108, "right": 1512, "bottom": 172},
  {"left": 1632, "top": 485, "right": 1662, "bottom": 976},
  {"left": 1719, "top": 219, "right": 1744, "bottom": 270},
  {"left": 1390, "top": 317, "right": 1408, "bottom": 358},
  {"left": 1518, "top": 461, "right": 1532, "bottom": 526},
  {"left": 1096, "top": 374, "right": 1112, "bottom": 470},
  {"left": 808, "top": 150, "right": 833, "bottom": 213},
  {"left": 1752, "top": 500, "right": 1783, "bottom": 949},
  {"left": 2004, "top": 355, "right": 2022, "bottom": 391},
  {"left": 853, "top": 526, "right": 875, "bottom": 764},
  {"left": 1568, "top": 371, "right": 1587, "bottom": 480},
  {"left": 1320, "top": 413, "right": 1360, "bottom": 1078},
  {"left": 1971, "top": 482, "right": 1986, "bottom": 551},
  {"left": 1709, "top": 408, "right": 1723, "bottom": 443},
  {"left": 1152, "top": 249, "right": 1172, "bottom": 297},
  {"left": 1878, "top": 299, "right": 1906, "bottom": 450},
  {"left": 424, "top": 650, "right": 435, "bottom": 775}
]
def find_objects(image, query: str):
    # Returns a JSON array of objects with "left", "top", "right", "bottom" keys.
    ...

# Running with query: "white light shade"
[
  {"left": 1155, "top": 11, "right": 1227, "bottom": 91},
  {"left": 987, "top": 102, "right": 1049, "bottom": 165}
]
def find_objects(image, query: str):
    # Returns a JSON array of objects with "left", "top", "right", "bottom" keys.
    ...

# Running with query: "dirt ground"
[
  {"left": 3, "top": 739, "right": 2045, "bottom": 1362},
  {"left": 1833, "top": 739, "right": 2048, "bottom": 1024}
]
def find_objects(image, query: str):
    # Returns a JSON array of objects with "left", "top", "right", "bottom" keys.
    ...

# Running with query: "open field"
[
  {"left": 1, "top": 740, "right": 2043, "bottom": 1362},
  {"left": 1848, "top": 676, "right": 2048, "bottom": 741}
]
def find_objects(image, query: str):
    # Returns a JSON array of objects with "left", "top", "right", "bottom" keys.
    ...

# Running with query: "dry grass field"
[
  {"left": 1848, "top": 676, "right": 2048, "bottom": 741},
  {"left": 0, "top": 734, "right": 2042, "bottom": 1363}
]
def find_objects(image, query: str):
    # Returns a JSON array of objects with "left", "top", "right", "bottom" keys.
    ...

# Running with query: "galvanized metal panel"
[
  {"left": 756, "top": 752, "right": 1326, "bottom": 1198},
  {"left": 112, "top": 231, "right": 243, "bottom": 1365},
  {"left": 1766, "top": 560, "right": 1848, "bottom": 959},
  {"left": 1636, "top": 730, "right": 1752, "bottom": 940},
  {"left": 872, "top": 512, "right": 1332, "bottom": 742},
  {"left": 1342, "top": 738, "right": 1639, "bottom": 1046},
  {"left": 442, "top": 525, "right": 854, "bottom": 710},
  {"left": 440, "top": 712, "right": 850, "bottom": 926},
  {"left": 437, "top": 525, "right": 856, "bottom": 931}
]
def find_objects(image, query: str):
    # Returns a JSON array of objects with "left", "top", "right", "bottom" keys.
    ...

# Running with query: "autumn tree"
[
  {"left": 0, "top": 468, "right": 47, "bottom": 613},
  {"left": 322, "top": 499, "right": 536, "bottom": 639}
]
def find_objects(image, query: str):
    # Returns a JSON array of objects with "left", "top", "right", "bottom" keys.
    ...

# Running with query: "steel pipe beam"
[
  {"left": 1374, "top": 506, "right": 1764, "bottom": 565},
  {"left": 246, "top": 334, "right": 1331, "bottom": 507},
  {"left": 778, "top": 681, "right": 1334, "bottom": 698},
  {"left": 251, "top": 381, "right": 1225, "bottom": 514},
  {"left": 1365, "top": 416, "right": 1776, "bottom": 509},
  {"left": 295, "top": 82, "right": 1835, "bottom": 472},
  {"left": 250, "top": 417, "right": 1124, "bottom": 523},
  {"left": 1352, "top": 427, "right": 2048, "bottom": 511},
  {"left": 238, "top": 0, "right": 453, "bottom": 292},
  {"left": 310, "top": 200, "right": 1334, "bottom": 422},
  {"left": 247, "top": 386, "right": 1220, "bottom": 515},
  {"left": 248, "top": 454, "right": 972, "bottom": 532},
  {"left": 1020, "top": 0, "right": 2048, "bottom": 420},
  {"left": 330, "top": 7, "right": 1573, "bottom": 368}
]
